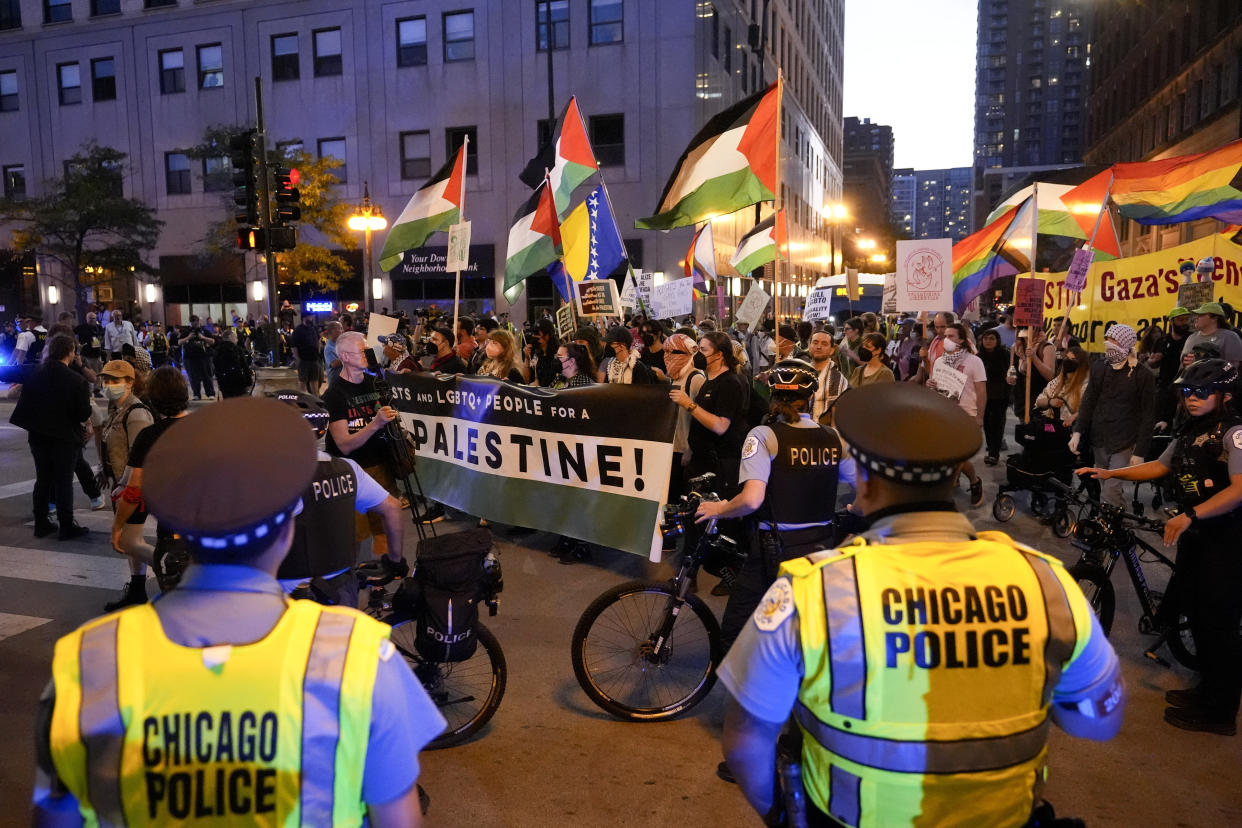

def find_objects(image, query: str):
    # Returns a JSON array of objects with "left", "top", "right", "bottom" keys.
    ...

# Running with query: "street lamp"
[
  {"left": 821, "top": 202, "right": 849, "bottom": 274},
  {"left": 348, "top": 182, "right": 388, "bottom": 313}
]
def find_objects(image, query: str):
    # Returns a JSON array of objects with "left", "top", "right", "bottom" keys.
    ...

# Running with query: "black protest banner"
[{"left": 387, "top": 373, "right": 677, "bottom": 558}]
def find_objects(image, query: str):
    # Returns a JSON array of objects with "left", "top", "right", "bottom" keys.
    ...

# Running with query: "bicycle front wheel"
[
  {"left": 389, "top": 620, "right": 507, "bottom": 749},
  {"left": 571, "top": 580, "right": 723, "bottom": 722},
  {"left": 1068, "top": 562, "right": 1115, "bottom": 636}
]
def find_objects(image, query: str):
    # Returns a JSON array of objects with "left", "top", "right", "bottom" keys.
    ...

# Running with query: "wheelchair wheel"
[
  {"left": 1030, "top": 491, "right": 1052, "bottom": 517},
  {"left": 1051, "top": 508, "right": 1074, "bottom": 538},
  {"left": 992, "top": 493, "right": 1016, "bottom": 522}
]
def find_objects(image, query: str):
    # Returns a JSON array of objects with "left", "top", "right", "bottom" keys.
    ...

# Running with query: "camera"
[{"left": 418, "top": 337, "right": 436, "bottom": 357}]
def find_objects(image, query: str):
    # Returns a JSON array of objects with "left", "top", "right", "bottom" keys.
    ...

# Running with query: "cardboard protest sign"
[
  {"left": 446, "top": 221, "right": 472, "bottom": 272},
  {"left": 882, "top": 271, "right": 897, "bottom": 314},
  {"left": 635, "top": 269, "right": 654, "bottom": 312},
  {"left": 1064, "top": 246, "right": 1094, "bottom": 294},
  {"left": 895, "top": 239, "right": 952, "bottom": 312},
  {"left": 1012, "top": 278, "right": 1045, "bottom": 328},
  {"left": 365, "top": 313, "right": 398, "bottom": 353},
  {"left": 736, "top": 283, "right": 771, "bottom": 329},
  {"left": 846, "top": 267, "right": 859, "bottom": 300},
  {"left": 389, "top": 373, "right": 676, "bottom": 560},
  {"left": 650, "top": 277, "right": 695, "bottom": 319},
  {"left": 1177, "top": 280, "right": 1214, "bottom": 310},
  {"left": 930, "top": 361, "right": 967, "bottom": 401},
  {"left": 575, "top": 279, "right": 620, "bottom": 317},
  {"left": 556, "top": 303, "right": 575, "bottom": 339},
  {"left": 803, "top": 287, "right": 832, "bottom": 321}
]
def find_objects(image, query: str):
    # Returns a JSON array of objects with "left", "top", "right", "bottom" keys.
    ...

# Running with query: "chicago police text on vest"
[
  {"left": 141, "top": 711, "right": 279, "bottom": 819},
  {"left": 882, "top": 586, "right": 1032, "bottom": 669}
]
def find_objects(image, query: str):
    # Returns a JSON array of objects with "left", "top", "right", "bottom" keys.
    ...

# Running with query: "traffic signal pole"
[{"left": 255, "top": 77, "right": 278, "bottom": 330}]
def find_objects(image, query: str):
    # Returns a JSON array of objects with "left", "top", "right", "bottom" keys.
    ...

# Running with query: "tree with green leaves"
[
  {"left": 0, "top": 143, "right": 163, "bottom": 319},
  {"left": 186, "top": 125, "right": 357, "bottom": 292}
]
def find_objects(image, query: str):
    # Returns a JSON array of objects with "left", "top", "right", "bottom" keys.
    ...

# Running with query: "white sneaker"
[{"left": 90, "top": 495, "right": 106, "bottom": 510}]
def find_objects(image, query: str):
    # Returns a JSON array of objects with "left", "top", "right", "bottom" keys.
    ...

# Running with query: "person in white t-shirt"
[{"left": 928, "top": 321, "right": 987, "bottom": 508}]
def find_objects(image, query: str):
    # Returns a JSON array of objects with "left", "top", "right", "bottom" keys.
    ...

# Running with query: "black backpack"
[{"left": 395, "top": 528, "right": 498, "bottom": 662}]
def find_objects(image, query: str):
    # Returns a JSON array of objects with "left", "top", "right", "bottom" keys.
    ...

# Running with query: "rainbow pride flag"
[
  {"left": 1067, "top": 138, "right": 1242, "bottom": 225},
  {"left": 952, "top": 204, "right": 1022, "bottom": 313}
]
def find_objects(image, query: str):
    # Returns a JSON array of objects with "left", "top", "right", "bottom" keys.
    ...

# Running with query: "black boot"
[{"left": 104, "top": 576, "right": 148, "bottom": 612}]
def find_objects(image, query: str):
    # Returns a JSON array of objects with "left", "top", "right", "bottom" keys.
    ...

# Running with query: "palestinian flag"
[
  {"left": 730, "top": 209, "right": 787, "bottom": 276},
  {"left": 504, "top": 182, "right": 561, "bottom": 302},
  {"left": 519, "top": 96, "right": 599, "bottom": 218},
  {"left": 378, "top": 144, "right": 466, "bottom": 272},
  {"left": 636, "top": 81, "right": 780, "bottom": 231}
]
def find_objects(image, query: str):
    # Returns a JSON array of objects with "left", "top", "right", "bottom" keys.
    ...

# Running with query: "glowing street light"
[{"left": 348, "top": 182, "right": 388, "bottom": 313}]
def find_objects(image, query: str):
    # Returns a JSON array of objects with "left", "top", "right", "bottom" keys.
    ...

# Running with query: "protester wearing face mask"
[
  {"left": 671, "top": 331, "right": 748, "bottom": 495},
  {"left": 1009, "top": 327, "right": 1058, "bottom": 419},
  {"left": 1070, "top": 324, "right": 1155, "bottom": 507},
  {"left": 601, "top": 326, "right": 657, "bottom": 384},
  {"left": 662, "top": 333, "right": 706, "bottom": 501},
  {"left": 1035, "top": 344, "right": 1090, "bottom": 427},
  {"left": 849, "top": 332, "right": 895, "bottom": 387},
  {"left": 638, "top": 321, "right": 667, "bottom": 378},
  {"left": 927, "top": 323, "right": 987, "bottom": 507},
  {"left": 478, "top": 330, "right": 526, "bottom": 383},
  {"left": 552, "top": 342, "right": 596, "bottom": 389}
]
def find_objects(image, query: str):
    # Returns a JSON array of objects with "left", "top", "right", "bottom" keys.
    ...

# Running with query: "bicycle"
[
  {"left": 1048, "top": 478, "right": 1198, "bottom": 670},
  {"left": 570, "top": 473, "right": 744, "bottom": 721},
  {"left": 352, "top": 555, "right": 508, "bottom": 748}
]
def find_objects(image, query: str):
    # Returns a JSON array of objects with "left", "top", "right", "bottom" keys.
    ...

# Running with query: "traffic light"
[
  {"left": 236, "top": 227, "right": 264, "bottom": 250},
  {"left": 230, "top": 129, "right": 260, "bottom": 231},
  {"left": 268, "top": 225, "right": 297, "bottom": 251},
  {"left": 272, "top": 167, "right": 301, "bottom": 224},
  {"left": 236, "top": 226, "right": 295, "bottom": 251}
]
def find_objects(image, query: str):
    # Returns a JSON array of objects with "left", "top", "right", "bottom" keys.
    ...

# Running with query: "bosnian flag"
[
  {"left": 519, "top": 96, "right": 599, "bottom": 219},
  {"left": 730, "top": 210, "right": 787, "bottom": 276},
  {"left": 379, "top": 143, "right": 467, "bottom": 272},
  {"left": 504, "top": 181, "right": 562, "bottom": 303},
  {"left": 684, "top": 221, "right": 719, "bottom": 287},
  {"left": 636, "top": 81, "right": 780, "bottom": 231}
]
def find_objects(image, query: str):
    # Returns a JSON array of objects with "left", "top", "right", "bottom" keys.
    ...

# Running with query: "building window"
[
  {"left": 313, "top": 28, "right": 342, "bottom": 77},
  {"left": 165, "top": 152, "right": 191, "bottom": 195},
  {"left": 318, "top": 137, "right": 347, "bottom": 183},
  {"left": 91, "top": 0, "right": 120, "bottom": 15},
  {"left": 536, "top": 1, "right": 569, "bottom": 51},
  {"left": 0, "top": 70, "right": 16, "bottom": 111},
  {"left": 589, "top": 0, "right": 623, "bottom": 45},
  {"left": 709, "top": 4, "right": 718, "bottom": 60},
  {"left": 275, "top": 140, "right": 303, "bottom": 159},
  {"left": 202, "top": 155, "right": 229, "bottom": 192},
  {"left": 57, "top": 63, "right": 81, "bottom": 106},
  {"left": 159, "top": 49, "right": 185, "bottom": 94},
  {"left": 145, "top": 0, "right": 177, "bottom": 7},
  {"left": 3, "top": 164, "right": 25, "bottom": 200},
  {"left": 0, "top": 0, "right": 21, "bottom": 30},
  {"left": 198, "top": 43, "right": 223, "bottom": 88},
  {"left": 91, "top": 57, "right": 116, "bottom": 101},
  {"left": 271, "top": 34, "right": 299, "bottom": 82},
  {"left": 589, "top": 114, "right": 624, "bottom": 166},
  {"left": 446, "top": 126, "right": 478, "bottom": 174},
  {"left": 45, "top": 0, "right": 72, "bottom": 24},
  {"left": 724, "top": 26, "right": 732, "bottom": 73},
  {"left": 400, "top": 130, "right": 431, "bottom": 180},
  {"left": 444, "top": 11, "right": 475, "bottom": 62},
  {"left": 396, "top": 17, "right": 427, "bottom": 67}
]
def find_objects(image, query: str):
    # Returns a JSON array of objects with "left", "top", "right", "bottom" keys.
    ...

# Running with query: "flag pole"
[
  {"left": 1024, "top": 182, "right": 1038, "bottom": 425},
  {"left": 773, "top": 71, "right": 785, "bottom": 356},
  {"left": 451, "top": 135, "right": 469, "bottom": 344}
]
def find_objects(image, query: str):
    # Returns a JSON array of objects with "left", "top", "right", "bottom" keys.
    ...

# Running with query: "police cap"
[
  {"left": 143, "top": 397, "right": 318, "bottom": 555},
  {"left": 835, "top": 383, "right": 981, "bottom": 485}
]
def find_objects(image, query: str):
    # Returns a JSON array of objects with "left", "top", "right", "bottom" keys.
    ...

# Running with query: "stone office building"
[{"left": 0, "top": 0, "right": 843, "bottom": 326}]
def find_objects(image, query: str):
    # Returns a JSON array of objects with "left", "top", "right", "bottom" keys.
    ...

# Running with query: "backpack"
[{"left": 395, "top": 528, "right": 498, "bottom": 662}]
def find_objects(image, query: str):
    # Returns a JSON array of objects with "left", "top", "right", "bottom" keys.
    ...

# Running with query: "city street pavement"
[{"left": 0, "top": 395, "right": 1239, "bottom": 826}]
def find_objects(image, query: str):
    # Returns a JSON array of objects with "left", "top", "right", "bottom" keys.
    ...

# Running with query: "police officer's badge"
[
  {"left": 741, "top": 434, "right": 760, "bottom": 460},
  {"left": 753, "top": 578, "right": 794, "bottom": 631}
]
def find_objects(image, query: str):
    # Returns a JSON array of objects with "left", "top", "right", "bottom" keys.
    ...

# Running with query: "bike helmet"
[
  {"left": 1174, "top": 358, "right": 1238, "bottom": 393},
  {"left": 268, "top": 389, "right": 330, "bottom": 438},
  {"left": 767, "top": 358, "right": 819, "bottom": 397}
]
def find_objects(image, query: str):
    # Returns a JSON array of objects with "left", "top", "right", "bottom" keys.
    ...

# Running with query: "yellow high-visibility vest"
[
  {"left": 782, "top": 531, "right": 1094, "bottom": 828},
  {"left": 49, "top": 600, "right": 391, "bottom": 827}
]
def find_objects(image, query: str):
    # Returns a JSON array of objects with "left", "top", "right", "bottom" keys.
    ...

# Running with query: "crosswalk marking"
[
  {"left": 0, "top": 611, "right": 52, "bottom": 641},
  {"left": 0, "top": 478, "right": 36, "bottom": 500},
  {"left": 0, "top": 545, "right": 135, "bottom": 588}
]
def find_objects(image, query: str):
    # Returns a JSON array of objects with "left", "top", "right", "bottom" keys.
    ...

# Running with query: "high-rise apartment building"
[
  {"left": 842, "top": 116, "right": 892, "bottom": 234},
  {"left": 972, "top": 0, "right": 1090, "bottom": 229},
  {"left": 0, "top": 0, "right": 843, "bottom": 324},
  {"left": 1084, "top": 2, "right": 1242, "bottom": 256},
  {"left": 891, "top": 169, "right": 915, "bottom": 238},
  {"left": 892, "top": 167, "right": 972, "bottom": 243}
]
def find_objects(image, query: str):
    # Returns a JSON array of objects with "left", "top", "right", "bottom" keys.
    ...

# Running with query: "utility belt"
[{"left": 755, "top": 524, "right": 834, "bottom": 581}]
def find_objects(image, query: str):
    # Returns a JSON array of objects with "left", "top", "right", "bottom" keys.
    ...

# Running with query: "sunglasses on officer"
[{"left": 1179, "top": 385, "right": 1217, "bottom": 400}]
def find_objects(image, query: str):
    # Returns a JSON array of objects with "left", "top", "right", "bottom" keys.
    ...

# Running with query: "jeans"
[
  {"left": 29, "top": 434, "right": 79, "bottom": 526},
  {"left": 983, "top": 398, "right": 1008, "bottom": 457},
  {"left": 1092, "top": 445, "right": 1133, "bottom": 508}
]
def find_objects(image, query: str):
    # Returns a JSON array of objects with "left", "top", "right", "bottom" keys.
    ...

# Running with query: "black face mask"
[
  {"left": 693, "top": 352, "right": 708, "bottom": 371},
  {"left": 1063, "top": 360, "right": 1078, "bottom": 373}
]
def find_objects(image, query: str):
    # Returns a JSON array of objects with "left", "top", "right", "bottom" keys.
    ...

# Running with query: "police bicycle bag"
[{"left": 397, "top": 527, "right": 495, "bottom": 662}]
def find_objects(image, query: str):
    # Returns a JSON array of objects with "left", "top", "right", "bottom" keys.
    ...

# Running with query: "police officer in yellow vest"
[
  {"left": 718, "top": 383, "right": 1125, "bottom": 828},
  {"left": 32, "top": 397, "right": 445, "bottom": 827}
]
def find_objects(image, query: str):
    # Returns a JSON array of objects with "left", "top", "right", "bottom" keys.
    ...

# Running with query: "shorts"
[
  {"left": 355, "top": 462, "right": 397, "bottom": 540},
  {"left": 298, "top": 358, "right": 324, "bottom": 384}
]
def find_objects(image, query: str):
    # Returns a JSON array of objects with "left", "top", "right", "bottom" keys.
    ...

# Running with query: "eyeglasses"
[{"left": 1179, "top": 385, "right": 1216, "bottom": 400}]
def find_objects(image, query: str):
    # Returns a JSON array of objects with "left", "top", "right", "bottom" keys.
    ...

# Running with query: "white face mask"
[
  {"left": 104, "top": 384, "right": 128, "bottom": 400},
  {"left": 943, "top": 338, "right": 960, "bottom": 353},
  {"left": 1104, "top": 342, "right": 1129, "bottom": 365}
]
